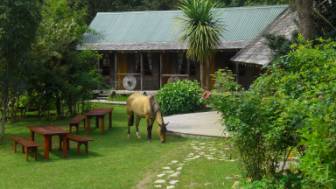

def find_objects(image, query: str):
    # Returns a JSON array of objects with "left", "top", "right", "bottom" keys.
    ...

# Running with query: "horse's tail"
[{"left": 128, "top": 112, "right": 134, "bottom": 127}]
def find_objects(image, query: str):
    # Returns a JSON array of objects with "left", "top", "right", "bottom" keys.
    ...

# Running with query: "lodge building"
[{"left": 80, "top": 5, "right": 296, "bottom": 90}]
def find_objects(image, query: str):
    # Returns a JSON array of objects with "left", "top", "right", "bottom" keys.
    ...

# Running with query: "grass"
[
  {"left": 109, "top": 94, "right": 129, "bottom": 101},
  {"left": 0, "top": 103, "right": 241, "bottom": 189}
]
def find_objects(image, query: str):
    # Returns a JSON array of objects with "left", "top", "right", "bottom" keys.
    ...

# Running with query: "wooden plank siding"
[{"left": 102, "top": 50, "right": 256, "bottom": 90}]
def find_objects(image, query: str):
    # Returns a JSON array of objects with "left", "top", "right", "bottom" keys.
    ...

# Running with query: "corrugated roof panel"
[{"left": 82, "top": 5, "right": 288, "bottom": 50}]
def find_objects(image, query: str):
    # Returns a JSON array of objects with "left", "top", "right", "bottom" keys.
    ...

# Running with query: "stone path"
[
  {"left": 152, "top": 140, "right": 239, "bottom": 189},
  {"left": 165, "top": 111, "right": 228, "bottom": 137}
]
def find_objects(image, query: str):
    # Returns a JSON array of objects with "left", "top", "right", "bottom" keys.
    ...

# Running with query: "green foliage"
[
  {"left": 157, "top": 80, "right": 203, "bottom": 115},
  {"left": 244, "top": 173, "right": 302, "bottom": 189},
  {"left": 178, "top": 0, "right": 223, "bottom": 63},
  {"left": 211, "top": 37, "right": 336, "bottom": 188},
  {"left": 85, "top": 0, "right": 180, "bottom": 22},
  {"left": 0, "top": 0, "right": 42, "bottom": 140},
  {"left": 28, "top": 0, "right": 102, "bottom": 116},
  {"left": 265, "top": 34, "right": 294, "bottom": 57}
]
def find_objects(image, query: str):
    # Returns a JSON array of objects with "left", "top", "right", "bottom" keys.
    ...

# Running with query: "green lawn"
[{"left": 0, "top": 103, "right": 241, "bottom": 189}]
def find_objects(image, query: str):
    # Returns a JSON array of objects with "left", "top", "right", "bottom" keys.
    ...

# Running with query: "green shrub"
[
  {"left": 156, "top": 80, "right": 203, "bottom": 115},
  {"left": 211, "top": 37, "right": 336, "bottom": 188}
]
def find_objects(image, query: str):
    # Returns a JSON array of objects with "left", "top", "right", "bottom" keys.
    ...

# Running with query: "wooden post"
[
  {"left": 160, "top": 53, "right": 163, "bottom": 88},
  {"left": 140, "top": 53, "right": 144, "bottom": 90},
  {"left": 236, "top": 62, "right": 239, "bottom": 83},
  {"left": 109, "top": 53, "right": 113, "bottom": 86},
  {"left": 206, "top": 59, "right": 210, "bottom": 90},
  {"left": 187, "top": 57, "right": 190, "bottom": 77},
  {"left": 114, "top": 53, "right": 118, "bottom": 89}
]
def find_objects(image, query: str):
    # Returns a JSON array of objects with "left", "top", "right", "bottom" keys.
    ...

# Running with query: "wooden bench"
[
  {"left": 11, "top": 136, "right": 39, "bottom": 161},
  {"left": 69, "top": 115, "right": 86, "bottom": 133},
  {"left": 67, "top": 135, "right": 93, "bottom": 154}
]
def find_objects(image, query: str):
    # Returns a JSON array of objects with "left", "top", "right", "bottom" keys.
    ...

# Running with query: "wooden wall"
[{"left": 99, "top": 50, "right": 259, "bottom": 90}]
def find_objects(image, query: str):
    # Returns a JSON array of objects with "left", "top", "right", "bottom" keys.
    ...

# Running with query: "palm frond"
[{"left": 178, "top": 0, "right": 224, "bottom": 63}]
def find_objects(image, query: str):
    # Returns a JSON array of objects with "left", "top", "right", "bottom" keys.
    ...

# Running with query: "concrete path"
[
  {"left": 89, "top": 99, "right": 126, "bottom": 105},
  {"left": 164, "top": 111, "right": 228, "bottom": 138}
]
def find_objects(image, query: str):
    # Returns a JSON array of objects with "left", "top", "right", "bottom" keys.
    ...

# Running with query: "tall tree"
[
  {"left": 0, "top": 0, "right": 41, "bottom": 143},
  {"left": 295, "top": 0, "right": 315, "bottom": 39},
  {"left": 179, "top": 0, "right": 223, "bottom": 89},
  {"left": 28, "top": 0, "right": 101, "bottom": 117}
]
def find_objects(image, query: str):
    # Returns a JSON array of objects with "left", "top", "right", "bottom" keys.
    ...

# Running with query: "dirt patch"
[{"left": 134, "top": 171, "right": 155, "bottom": 189}]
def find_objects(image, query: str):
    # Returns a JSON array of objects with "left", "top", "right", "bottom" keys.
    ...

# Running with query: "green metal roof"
[{"left": 82, "top": 5, "right": 288, "bottom": 51}]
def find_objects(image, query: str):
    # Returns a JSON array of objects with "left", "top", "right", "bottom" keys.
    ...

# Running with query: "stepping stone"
[
  {"left": 169, "top": 172, "right": 180, "bottom": 178},
  {"left": 169, "top": 180, "right": 179, "bottom": 185},
  {"left": 154, "top": 179, "right": 166, "bottom": 184},
  {"left": 225, "top": 176, "right": 232, "bottom": 180},
  {"left": 171, "top": 160, "right": 178, "bottom": 164},
  {"left": 167, "top": 186, "right": 175, "bottom": 189},
  {"left": 176, "top": 167, "right": 182, "bottom": 171},
  {"left": 162, "top": 166, "right": 171, "bottom": 170},
  {"left": 154, "top": 185, "right": 162, "bottom": 188},
  {"left": 157, "top": 174, "right": 166, "bottom": 178}
]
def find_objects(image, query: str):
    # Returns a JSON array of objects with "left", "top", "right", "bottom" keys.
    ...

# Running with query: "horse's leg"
[
  {"left": 127, "top": 112, "right": 134, "bottom": 139},
  {"left": 147, "top": 119, "right": 153, "bottom": 142},
  {"left": 135, "top": 117, "right": 141, "bottom": 139}
]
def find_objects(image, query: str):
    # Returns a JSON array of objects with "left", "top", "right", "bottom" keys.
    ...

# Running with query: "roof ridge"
[{"left": 96, "top": 5, "right": 288, "bottom": 15}]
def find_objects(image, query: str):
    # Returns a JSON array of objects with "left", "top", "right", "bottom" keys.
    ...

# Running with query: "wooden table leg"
[
  {"left": 49, "top": 136, "right": 52, "bottom": 151},
  {"left": 44, "top": 135, "right": 51, "bottom": 160},
  {"left": 85, "top": 117, "right": 91, "bottom": 133},
  {"left": 59, "top": 135, "right": 63, "bottom": 151},
  {"left": 83, "top": 119, "right": 86, "bottom": 133},
  {"left": 62, "top": 135, "right": 68, "bottom": 158},
  {"left": 13, "top": 141, "right": 17, "bottom": 153},
  {"left": 109, "top": 112, "right": 112, "bottom": 129},
  {"left": 96, "top": 117, "right": 99, "bottom": 128},
  {"left": 30, "top": 131, "right": 35, "bottom": 141},
  {"left": 100, "top": 116, "right": 105, "bottom": 134}
]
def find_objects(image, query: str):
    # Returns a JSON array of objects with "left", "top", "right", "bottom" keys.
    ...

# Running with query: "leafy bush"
[
  {"left": 211, "top": 37, "right": 336, "bottom": 188},
  {"left": 156, "top": 80, "right": 203, "bottom": 115}
]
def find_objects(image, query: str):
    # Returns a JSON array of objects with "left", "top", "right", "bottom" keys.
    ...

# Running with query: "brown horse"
[{"left": 126, "top": 93, "right": 168, "bottom": 143}]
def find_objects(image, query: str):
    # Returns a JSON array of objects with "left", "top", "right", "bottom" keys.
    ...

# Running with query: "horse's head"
[
  {"left": 158, "top": 120, "right": 169, "bottom": 143},
  {"left": 149, "top": 95, "right": 169, "bottom": 143}
]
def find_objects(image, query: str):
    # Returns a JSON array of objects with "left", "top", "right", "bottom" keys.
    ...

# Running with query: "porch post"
[
  {"left": 114, "top": 53, "right": 118, "bottom": 89},
  {"left": 140, "top": 53, "right": 144, "bottom": 90},
  {"left": 160, "top": 53, "right": 163, "bottom": 88},
  {"left": 109, "top": 53, "right": 113, "bottom": 86},
  {"left": 236, "top": 62, "right": 239, "bottom": 83},
  {"left": 187, "top": 56, "right": 190, "bottom": 77}
]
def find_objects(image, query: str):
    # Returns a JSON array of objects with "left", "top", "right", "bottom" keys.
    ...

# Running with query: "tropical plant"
[{"left": 178, "top": 0, "right": 223, "bottom": 89}]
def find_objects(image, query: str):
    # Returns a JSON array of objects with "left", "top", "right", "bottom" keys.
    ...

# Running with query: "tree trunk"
[
  {"left": 205, "top": 59, "right": 210, "bottom": 90},
  {"left": 295, "top": 0, "right": 315, "bottom": 39},
  {"left": 0, "top": 61, "right": 10, "bottom": 144},
  {"left": 199, "top": 62, "right": 205, "bottom": 89},
  {"left": 0, "top": 86, "right": 9, "bottom": 144},
  {"left": 56, "top": 94, "right": 62, "bottom": 117}
]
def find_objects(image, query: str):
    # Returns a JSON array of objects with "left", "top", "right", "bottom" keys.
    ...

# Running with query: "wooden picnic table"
[
  {"left": 28, "top": 126, "right": 69, "bottom": 160},
  {"left": 85, "top": 108, "right": 113, "bottom": 134}
]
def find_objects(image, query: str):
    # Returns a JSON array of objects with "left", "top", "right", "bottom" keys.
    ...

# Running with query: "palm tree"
[{"left": 179, "top": 0, "right": 223, "bottom": 89}]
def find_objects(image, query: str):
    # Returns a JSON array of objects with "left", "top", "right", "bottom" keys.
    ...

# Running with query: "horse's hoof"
[{"left": 128, "top": 134, "right": 130, "bottom": 139}]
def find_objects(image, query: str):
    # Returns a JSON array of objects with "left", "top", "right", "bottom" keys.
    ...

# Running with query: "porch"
[{"left": 97, "top": 50, "right": 254, "bottom": 90}]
